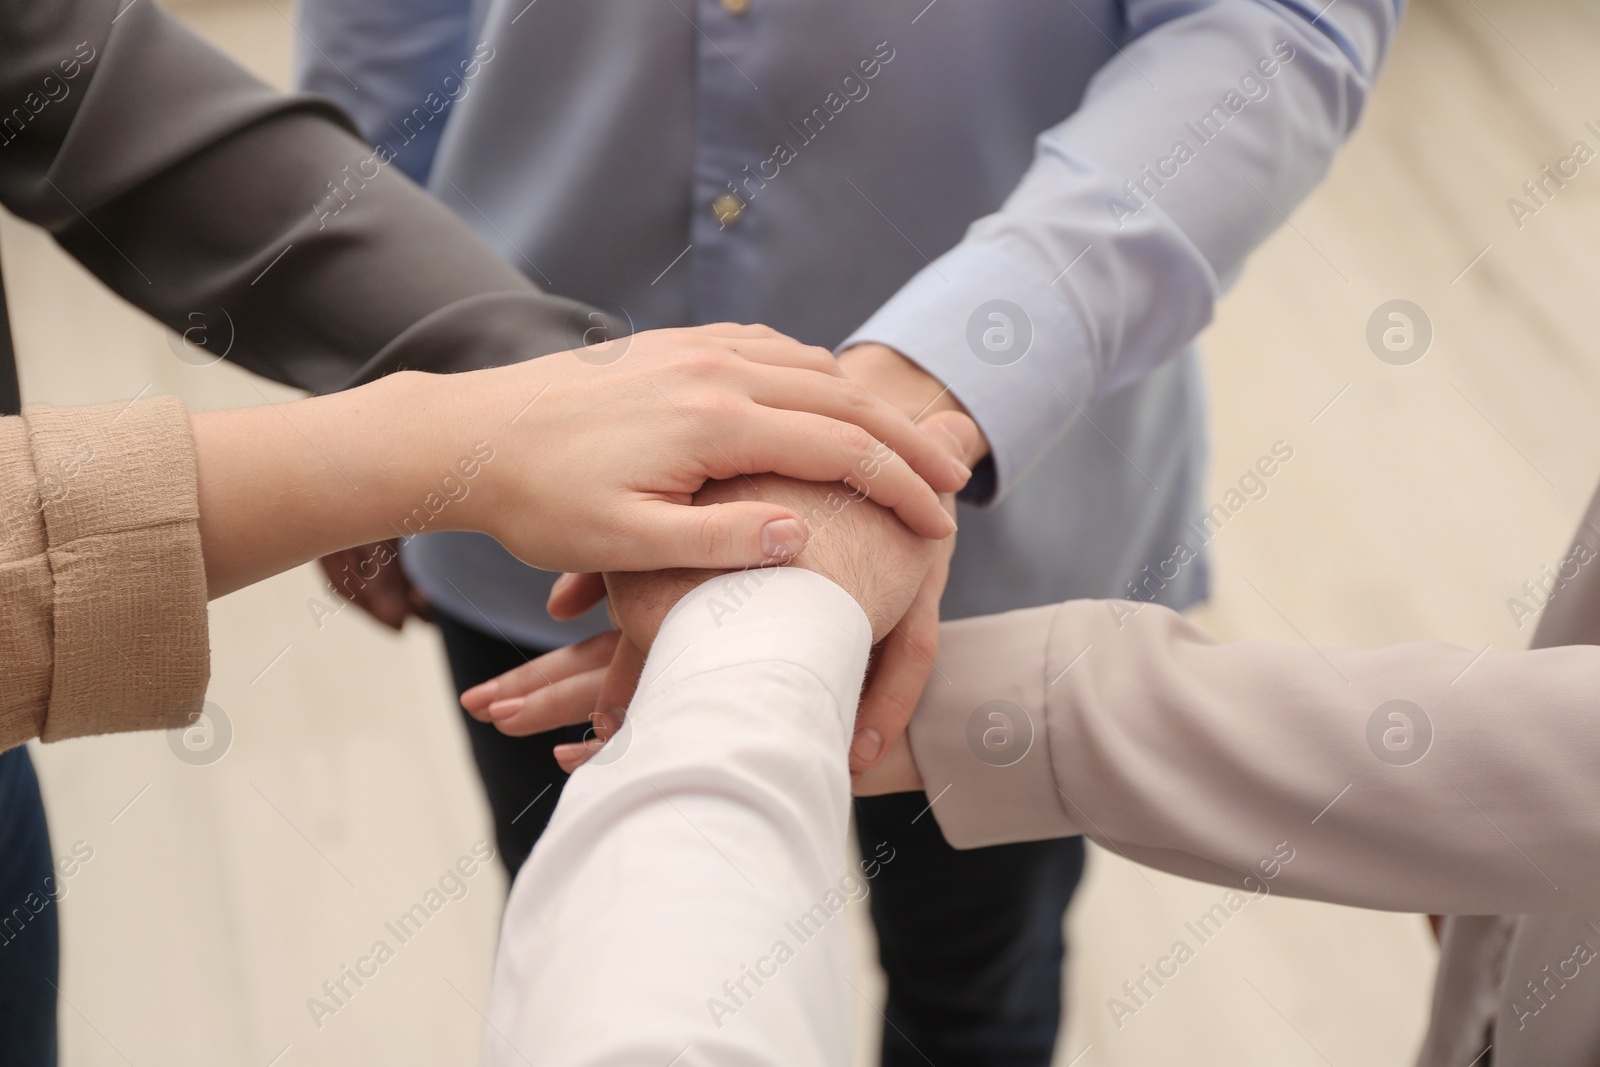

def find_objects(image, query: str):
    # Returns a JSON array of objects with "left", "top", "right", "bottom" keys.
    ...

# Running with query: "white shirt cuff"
[{"left": 639, "top": 566, "right": 875, "bottom": 736}]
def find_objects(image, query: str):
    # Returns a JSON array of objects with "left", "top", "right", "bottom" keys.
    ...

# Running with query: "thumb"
[
  {"left": 917, "top": 410, "right": 982, "bottom": 466},
  {"left": 630, "top": 499, "right": 811, "bottom": 570}
]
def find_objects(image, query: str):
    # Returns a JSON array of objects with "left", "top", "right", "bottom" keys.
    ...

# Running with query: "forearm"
[{"left": 191, "top": 371, "right": 469, "bottom": 596}]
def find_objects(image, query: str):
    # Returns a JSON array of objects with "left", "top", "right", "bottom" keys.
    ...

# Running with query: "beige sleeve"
[
  {"left": 909, "top": 592, "right": 1600, "bottom": 916},
  {"left": 0, "top": 396, "right": 209, "bottom": 750}
]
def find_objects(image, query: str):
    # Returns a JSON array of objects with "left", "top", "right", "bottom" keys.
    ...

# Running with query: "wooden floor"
[{"left": 9, "top": 0, "right": 1599, "bottom": 1063}]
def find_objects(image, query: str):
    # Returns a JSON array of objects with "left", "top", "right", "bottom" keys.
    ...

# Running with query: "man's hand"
[
  {"left": 836, "top": 345, "right": 988, "bottom": 775},
  {"left": 316, "top": 540, "right": 429, "bottom": 630}
]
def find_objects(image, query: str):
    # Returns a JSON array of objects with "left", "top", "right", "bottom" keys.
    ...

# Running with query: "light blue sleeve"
[
  {"left": 842, "top": 0, "right": 1400, "bottom": 500},
  {"left": 293, "top": 0, "right": 476, "bottom": 184}
]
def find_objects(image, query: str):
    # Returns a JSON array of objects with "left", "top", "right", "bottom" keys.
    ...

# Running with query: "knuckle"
[
  {"left": 683, "top": 389, "right": 739, "bottom": 428},
  {"left": 674, "top": 347, "right": 726, "bottom": 380},
  {"left": 697, "top": 509, "right": 738, "bottom": 562},
  {"left": 833, "top": 379, "right": 876, "bottom": 418},
  {"left": 865, "top": 688, "right": 915, "bottom": 724},
  {"left": 834, "top": 421, "right": 877, "bottom": 458},
  {"left": 709, "top": 382, "right": 748, "bottom": 418},
  {"left": 785, "top": 341, "right": 828, "bottom": 370}
]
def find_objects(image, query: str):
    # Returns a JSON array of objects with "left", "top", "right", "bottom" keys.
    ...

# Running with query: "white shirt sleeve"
[{"left": 481, "top": 567, "right": 873, "bottom": 1067}]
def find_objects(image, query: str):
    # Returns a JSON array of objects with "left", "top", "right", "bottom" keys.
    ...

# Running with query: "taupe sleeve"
[
  {"left": 1530, "top": 481, "right": 1600, "bottom": 649},
  {"left": 0, "top": 397, "right": 207, "bottom": 751},
  {"left": 0, "top": 0, "right": 599, "bottom": 391},
  {"left": 911, "top": 541, "right": 1600, "bottom": 917}
]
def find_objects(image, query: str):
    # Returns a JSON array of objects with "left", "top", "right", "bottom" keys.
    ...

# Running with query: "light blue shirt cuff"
[{"left": 839, "top": 241, "right": 1096, "bottom": 506}]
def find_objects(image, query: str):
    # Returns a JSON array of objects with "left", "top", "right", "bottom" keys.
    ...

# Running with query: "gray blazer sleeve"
[
  {"left": 908, "top": 482, "right": 1600, "bottom": 917},
  {"left": 0, "top": 0, "right": 598, "bottom": 391}
]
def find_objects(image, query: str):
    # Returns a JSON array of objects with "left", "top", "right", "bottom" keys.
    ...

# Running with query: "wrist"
[
  {"left": 384, "top": 368, "right": 521, "bottom": 541},
  {"left": 344, "top": 370, "right": 482, "bottom": 541},
  {"left": 191, "top": 371, "right": 458, "bottom": 596},
  {"left": 604, "top": 566, "right": 717, "bottom": 652}
]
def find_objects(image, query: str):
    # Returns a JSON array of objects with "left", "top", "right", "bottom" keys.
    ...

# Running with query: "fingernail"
[
  {"left": 940, "top": 510, "right": 958, "bottom": 535},
  {"left": 461, "top": 680, "right": 498, "bottom": 707},
  {"left": 551, "top": 572, "right": 578, "bottom": 596},
  {"left": 851, "top": 728, "right": 884, "bottom": 763},
  {"left": 937, "top": 421, "right": 968, "bottom": 456},
  {"left": 486, "top": 698, "right": 522, "bottom": 719},
  {"left": 761, "top": 518, "right": 807, "bottom": 560},
  {"left": 951, "top": 458, "right": 973, "bottom": 482}
]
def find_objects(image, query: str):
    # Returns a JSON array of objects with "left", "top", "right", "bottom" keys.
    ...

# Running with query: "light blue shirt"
[{"left": 297, "top": 0, "right": 1396, "bottom": 649}]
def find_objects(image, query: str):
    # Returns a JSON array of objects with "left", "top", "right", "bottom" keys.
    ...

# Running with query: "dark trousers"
[
  {"left": 0, "top": 746, "right": 59, "bottom": 1066},
  {"left": 436, "top": 610, "right": 1085, "bottom": 1066}
]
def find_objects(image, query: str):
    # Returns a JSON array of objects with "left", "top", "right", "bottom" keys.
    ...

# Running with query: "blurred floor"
[{"left": 8, "top": 0, "right": 1599, "bottom": 1064}]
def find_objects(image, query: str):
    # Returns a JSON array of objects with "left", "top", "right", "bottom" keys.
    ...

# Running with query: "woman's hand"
[
  {"left": 459, "top": 628, "right": 639, "bottom": 773},
  {"left": 196, "top": 323, "right": 968, "bottom": 597},
  {"left": 430, "top": 323, "right": 970, "bottom": 574},
  {"left": 461, "top": 629, "right": 621, "bottom": 738}
]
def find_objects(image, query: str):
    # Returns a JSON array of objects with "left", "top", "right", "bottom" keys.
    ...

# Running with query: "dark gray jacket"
[{"left": 0, "top": 0, "right": 599, "bottom": 416}]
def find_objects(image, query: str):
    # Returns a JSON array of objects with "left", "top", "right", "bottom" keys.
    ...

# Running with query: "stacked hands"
[{"left": 425, "top": 324, "right": 985, "bottom": 784}]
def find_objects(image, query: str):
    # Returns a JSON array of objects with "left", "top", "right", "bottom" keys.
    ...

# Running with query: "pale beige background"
[{"left": 9, "top": 0, "right": 1598, "bottom": 1063}]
